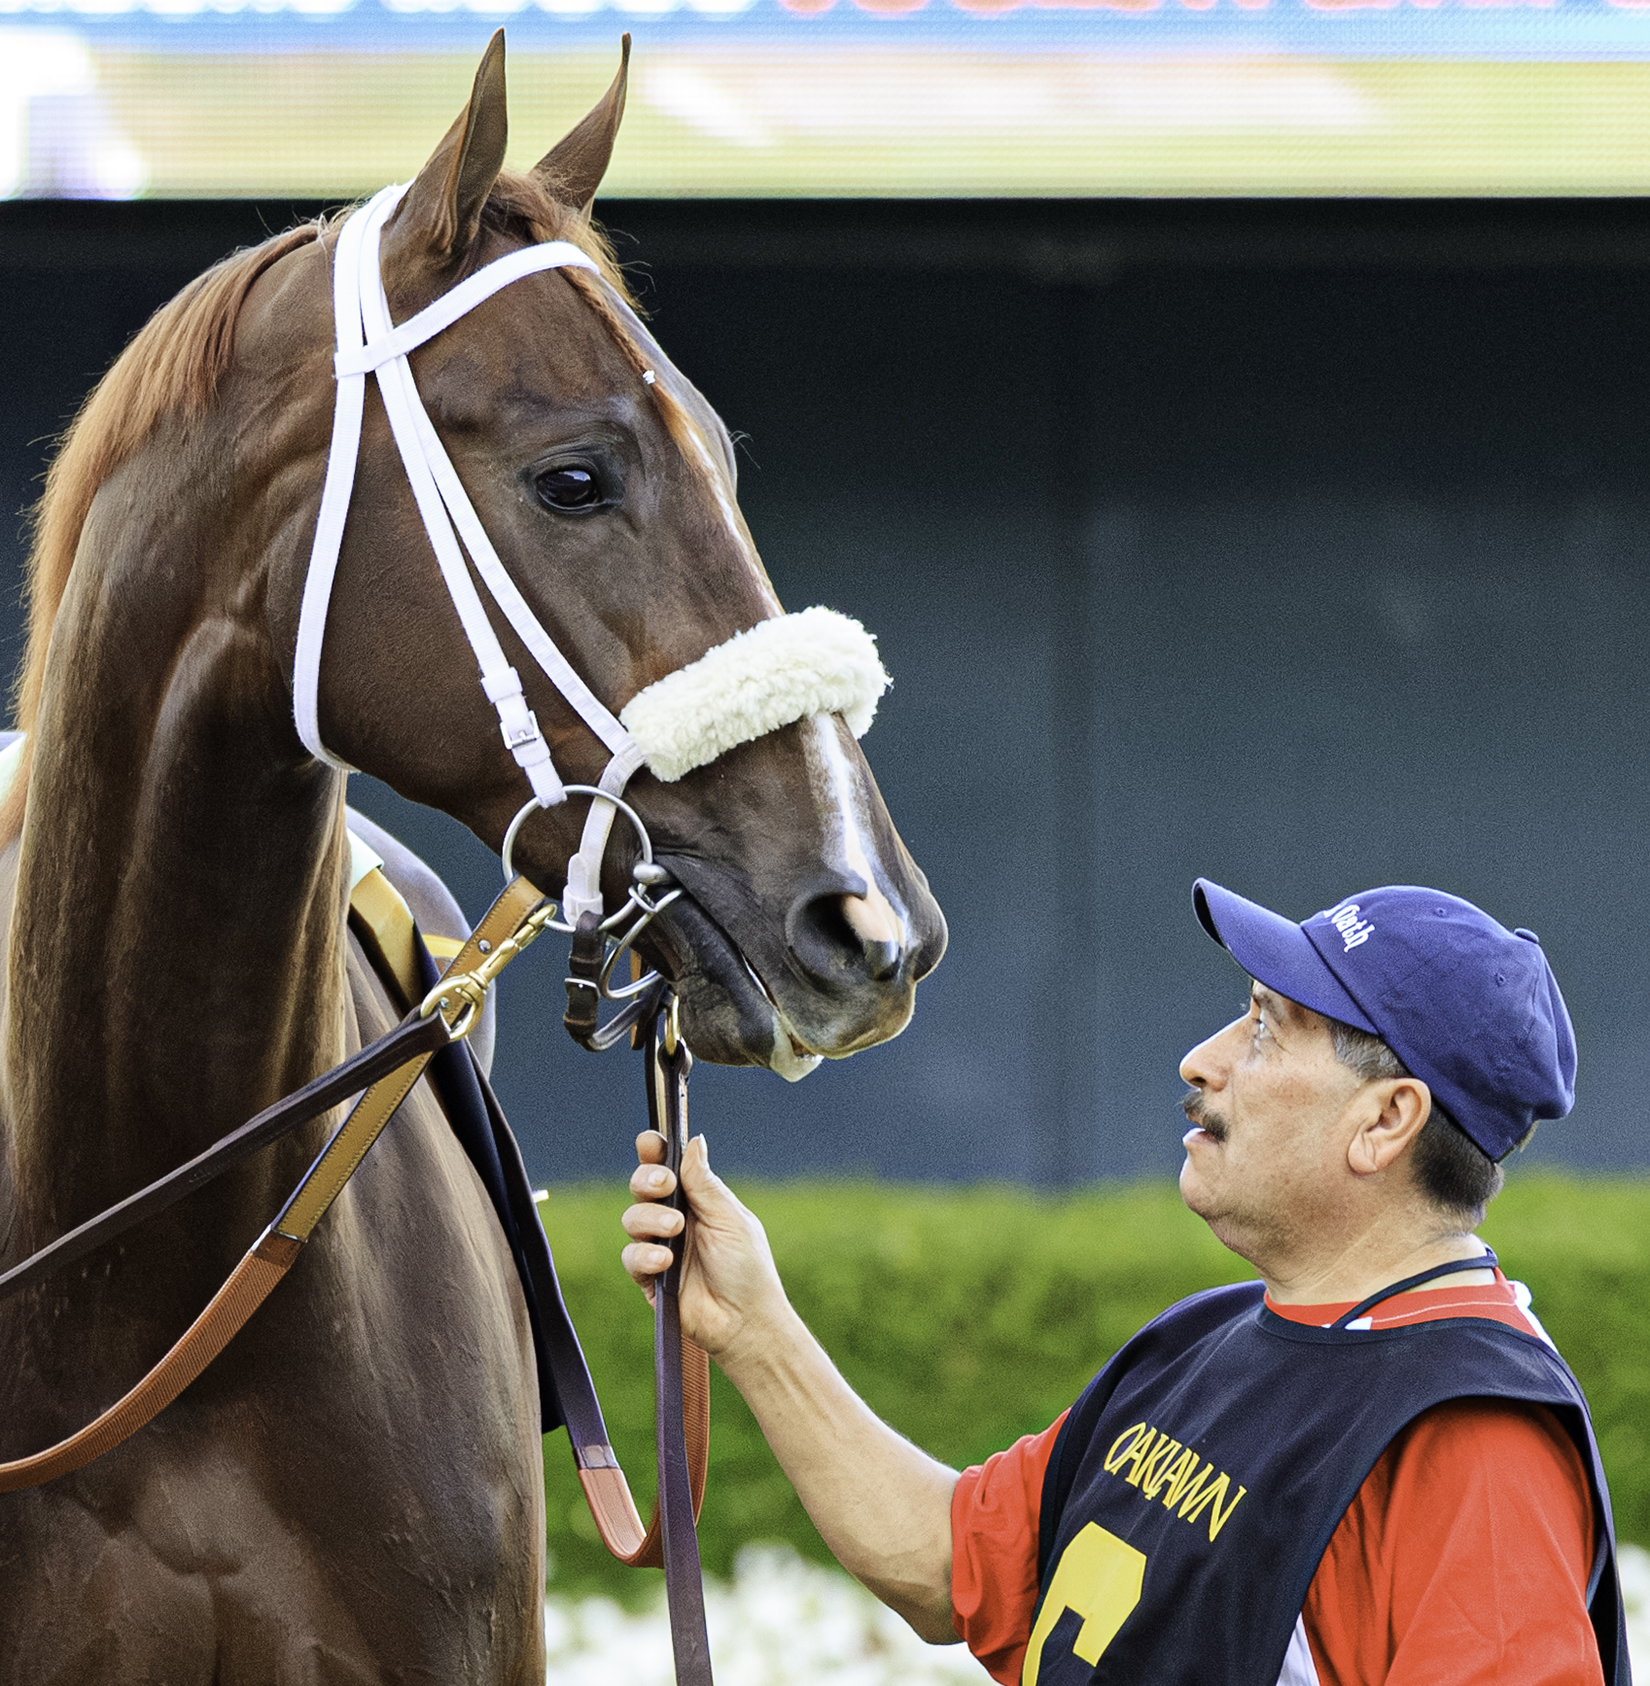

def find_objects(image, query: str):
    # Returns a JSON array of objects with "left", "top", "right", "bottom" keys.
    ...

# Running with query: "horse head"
[{"left": 257, "top": 36, "right": 946, "bottom": 1075}]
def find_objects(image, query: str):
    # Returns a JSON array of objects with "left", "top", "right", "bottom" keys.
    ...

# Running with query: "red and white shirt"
[{"left": 950, "top": 1272, "right": 1602, "bottom": 1686}]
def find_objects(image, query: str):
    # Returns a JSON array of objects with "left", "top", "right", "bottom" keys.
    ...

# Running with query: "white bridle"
[{"left": 295, "top": 183, "right": 888, "bottom": 927}]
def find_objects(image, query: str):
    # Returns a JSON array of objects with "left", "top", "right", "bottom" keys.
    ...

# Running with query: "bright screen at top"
[{"left": 5, "top": 2, "right": 1650, "bottom": 198}]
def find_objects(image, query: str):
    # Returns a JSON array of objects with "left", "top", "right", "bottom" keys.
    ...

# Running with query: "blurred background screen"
[
  {"left": 7, "top": 0, "right": 1650, "bottom": 1191},
  {"left": 8, "top": 2, "right": 1650, "bottom": 200}
]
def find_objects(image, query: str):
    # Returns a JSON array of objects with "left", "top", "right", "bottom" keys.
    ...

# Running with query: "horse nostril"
[
  {"left": 839, "top": 890, "right": 905, "bottom": 984},
  {"left": 785, "top": 884, "right": 909, "bottom": 991}
]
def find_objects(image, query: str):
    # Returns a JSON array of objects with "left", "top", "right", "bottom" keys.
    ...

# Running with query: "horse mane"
[{"left": 0, "top": 174, "right": 641, "bottom": 846}]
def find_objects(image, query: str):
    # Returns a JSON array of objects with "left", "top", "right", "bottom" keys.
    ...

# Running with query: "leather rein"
[{"left": 0, "top": 869, "right": 715, "bottom": 1684}]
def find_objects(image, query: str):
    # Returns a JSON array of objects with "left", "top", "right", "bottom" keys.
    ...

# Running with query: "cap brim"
[{"left": 1194, "top": 880, "right": 1377, "bottom": 1034}]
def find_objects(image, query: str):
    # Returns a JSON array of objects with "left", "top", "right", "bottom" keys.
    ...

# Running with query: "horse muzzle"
[{"left": 648, "top": 859, "right": 946, "bottom": 1079}]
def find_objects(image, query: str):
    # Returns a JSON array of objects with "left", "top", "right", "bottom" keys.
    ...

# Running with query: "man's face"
[{"left": 1178, "top": 981, "right": 1369, "bottom": 1268}]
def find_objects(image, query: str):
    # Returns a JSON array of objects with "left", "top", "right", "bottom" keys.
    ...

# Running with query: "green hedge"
[{"left": 534, "top": 1172, "right": 1650, "bottom": 1602}]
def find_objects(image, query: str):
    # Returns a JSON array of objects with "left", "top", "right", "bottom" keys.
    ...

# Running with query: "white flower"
[
  {"left": 551, "top": 1540, "right": 1650, "bottom": 1685},
  {"left": 546, "top": 1545, "right": 992, "bottom": 1686}
]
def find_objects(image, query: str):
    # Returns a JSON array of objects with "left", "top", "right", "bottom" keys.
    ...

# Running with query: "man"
[{"left": 621, "top": 881, "right": 1628, "bottom": 1685}]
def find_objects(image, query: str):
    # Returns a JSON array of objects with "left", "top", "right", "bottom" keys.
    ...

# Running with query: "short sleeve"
[
  {"left": 1303, "top": 1398, "right": 1602, "bottom": 1686},
  {"left": 950, "top": 1413, "right": 1067, "bottom": 1686}
]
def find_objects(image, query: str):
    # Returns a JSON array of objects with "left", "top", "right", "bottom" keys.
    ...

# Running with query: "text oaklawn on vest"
[{"left": 1103, "top": 1422, "right": 1248, "bottom": 1543}]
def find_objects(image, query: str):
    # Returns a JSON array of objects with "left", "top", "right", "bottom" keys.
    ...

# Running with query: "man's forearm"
[
  {"left": 621, "top": 1136, "right": 961, "bottom": 1642},
  {"left": 718, "top": 1299, "right": 959, "bottom": 1642}
]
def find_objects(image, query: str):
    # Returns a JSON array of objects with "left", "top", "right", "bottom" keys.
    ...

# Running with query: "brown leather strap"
[
  {"left": 567, "top": 1009, "right": 710, "bottom": 1573},
  {"left": 0, "top": 876, "right": 545, "bottom": 1491},
  {"left": 652, "top": 1020, "right": 714, "bottom": 1681},
  {"left": 570, "top": 1007, "right": 714, "bottom": 1680},
  {"left": 0, "top": 1230, "right": 302, "bottom": 1491},
  {"left": 575, "top": 1335, "right": 710, "bottom": 1566}
]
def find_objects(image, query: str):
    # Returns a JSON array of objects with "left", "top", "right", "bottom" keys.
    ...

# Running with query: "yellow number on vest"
[{"left": 1021, "top": 1523, "right": 1147, "bottom": 1685}]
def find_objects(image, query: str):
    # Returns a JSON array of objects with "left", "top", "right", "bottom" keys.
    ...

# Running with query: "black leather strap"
[
  {"left": 462, "top": 1036, "right": 614, "bottom": 1450},
  {"left": 0, "top": 1009, "right": 452, "bottom": 1306}
]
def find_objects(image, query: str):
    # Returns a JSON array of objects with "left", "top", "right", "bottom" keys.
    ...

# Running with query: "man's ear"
[
  {"left": 384, "top": 30, "right": 509, "bottom": 276},
  {"left": 534, "top": 36, "right": 629, "bottom": 213},
  {"left": 1347, "top": 1079, "right": 1433, "bottom": 1177}
]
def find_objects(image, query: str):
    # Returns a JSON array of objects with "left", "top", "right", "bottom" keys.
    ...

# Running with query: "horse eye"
[{"left": 536, "top": 465, "right": 602, "bottom": 511}]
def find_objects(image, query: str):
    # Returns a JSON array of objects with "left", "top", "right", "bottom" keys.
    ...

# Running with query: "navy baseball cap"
[{"left": 1193, "top": 880, "right": 1576, "bottom": 1161}]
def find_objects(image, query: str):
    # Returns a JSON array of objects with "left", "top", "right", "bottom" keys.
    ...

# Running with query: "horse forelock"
[{"left": 0, "top": 174, "right": 657, "bottom": 847}]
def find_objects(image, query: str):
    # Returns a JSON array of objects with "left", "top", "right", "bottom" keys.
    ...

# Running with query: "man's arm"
[
  {"left": 1304, "top": 1397, "right": 1604, "bottom": 1686},
  {"left": 620, "top": 1131, "right": 960, "bottom": 1640}
]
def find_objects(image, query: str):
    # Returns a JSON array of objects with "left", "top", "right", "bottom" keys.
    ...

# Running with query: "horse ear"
[
  {"left": 391, "top": 30, "right": 509, "bottom": 263},
  {"left": 533, "top": 36, "right": 629, "bottom": 213}
]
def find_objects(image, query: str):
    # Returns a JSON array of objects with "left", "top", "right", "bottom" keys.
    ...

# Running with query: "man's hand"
[
  {"left": 620, "top": 1131, "right": 786, "bottom": 1363},
  {"left": 617, "top": 1131, "right": 962, "bottom": 1645}
]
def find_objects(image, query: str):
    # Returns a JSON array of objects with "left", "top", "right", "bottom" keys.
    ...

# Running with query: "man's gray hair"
[{"left": 1327, "top": 1021, "right": 1505, "bottom": 1225}]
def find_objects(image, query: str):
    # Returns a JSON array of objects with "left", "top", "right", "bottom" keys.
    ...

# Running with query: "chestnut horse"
[{"left": 0, "top": 39, "right": 945, "bottom": 1682}]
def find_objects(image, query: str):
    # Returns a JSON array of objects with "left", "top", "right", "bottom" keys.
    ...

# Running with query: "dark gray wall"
[{"left": 5, "top": 200, "right": 1650, "bottom": 1185}]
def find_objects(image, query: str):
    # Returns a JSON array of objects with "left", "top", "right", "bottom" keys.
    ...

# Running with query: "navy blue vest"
[{"left": 1028, "top": 1281, "right": 1627, "bottom": 1686}]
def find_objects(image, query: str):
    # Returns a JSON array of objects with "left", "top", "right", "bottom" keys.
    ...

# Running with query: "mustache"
[{"left": 1180, "top": 1086, "right": 1227, "bottom": 1143}]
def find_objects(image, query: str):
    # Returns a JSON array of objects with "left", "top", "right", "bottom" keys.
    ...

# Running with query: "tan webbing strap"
[
  {"left": 0, "top": 876, "right": 546, "bottom": 1492},
  {"left": 276, "top": 873, "right": 542, "bottom": 1245},
  {"left": 348, "top": 864, "right": 468, "bottom": 1010},
  {"left": 349, "top": 867, "right": 422, "bottom": 1011}
]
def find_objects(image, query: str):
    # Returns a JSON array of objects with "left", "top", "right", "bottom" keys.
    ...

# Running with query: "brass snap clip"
[{"left": 420, "top": 899, "right": 558, "bottom": 1040}]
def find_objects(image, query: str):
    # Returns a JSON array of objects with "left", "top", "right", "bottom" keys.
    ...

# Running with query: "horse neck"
[{"left": 5, "top": 414, "right": 351, "bottom": 1245}]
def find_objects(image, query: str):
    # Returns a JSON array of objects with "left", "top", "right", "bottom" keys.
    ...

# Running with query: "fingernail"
[{"left": 649, "top": 1168, "right": 669, "bottom": 1188}]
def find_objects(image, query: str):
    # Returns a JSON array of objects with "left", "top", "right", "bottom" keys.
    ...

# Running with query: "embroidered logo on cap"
[{"left": 1322, "top": 900, "right": 1374, "bottom": 952}]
